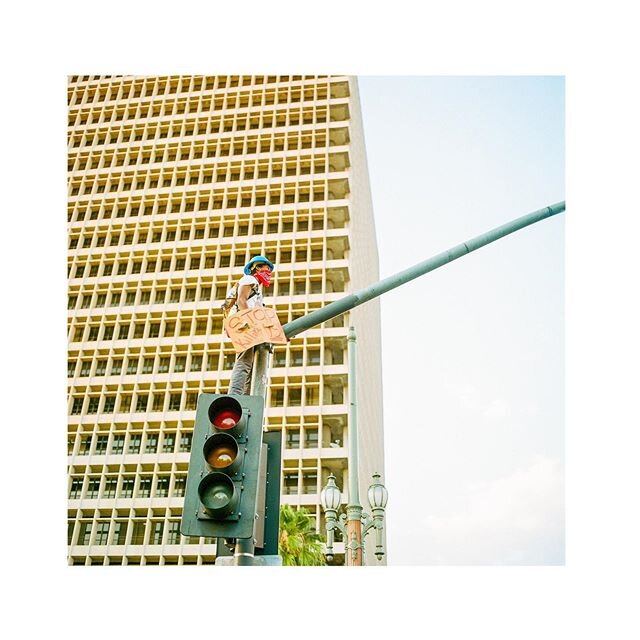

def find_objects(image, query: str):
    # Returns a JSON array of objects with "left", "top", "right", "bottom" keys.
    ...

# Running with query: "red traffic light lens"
[
  {"left": 209, "top": 396, "right": 245, "bottom": 433},
  {"left": 208, "top": 396, "right": 245, "bottom": 436},
  {"left": 211, "top": 408, "right": 241, "bottom": 430}
]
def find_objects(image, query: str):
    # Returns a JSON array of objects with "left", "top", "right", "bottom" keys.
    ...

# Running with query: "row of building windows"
[
  {"left": 68, "top": 81, "right": 346, "bottom": 122},
  {"left": 68, "top": 215, "right": 329, "bottom": 240},
  {"left": 68, "top": 277, "right": 334, "bottom": 307},
  {"left": 67, "top": 181, "right": 341, "bottom": 207},
  {"left": 69, "top": 229, "right": 345, "bottom": 266},
  {"left": 69, "top": 517, "right": 191, "bottom": 547},
  {"left": 67, "top": 383, "right": 346, "bottom": 413},
  {"left": 67, "top": 190, "right": 347, "bottom": 230},
  {"left": 68, "top": 251, "right": 336, "bottom": 280},
  {"left": 68, "top": 343, "right": 341, "bottom": 378},
  {"left": 69, "top": 412, "right": 342, "bottom": 450},
  {"left": 67, "top": 105, "right": 347, "bottom": 149},
  {"left": 69, "top": 182, "right": 347, "bottom": 216},
  {"left": 68, "top": 467, "right": 328, "bottom": 505},
  {"left": 69, "top": 352, "right": 226, "bottom": 377},
  {"left": 68, "top": 75, "right": 337, "bottom": 104},
  {"left": 67, "top": 304, "right": 346, "bottom": 342},
  {"left": 69, "top": 149, "right": 340, "bottom": 178},
  {"left": 68, "top": 157, "right": 345, "bottom": 195},
  {"left": 66, "top": 283, "right": 335, "bottom": 312},
  {"left": 68, "top": 93, "right": 334, "bottom": 131},
  {"left": 69, "top": 473, "right": 186, "bottom": 500},
  {"left": 68, "top": 420, "right": 336, "bottom": 458},
  {"left": 68, "top": 315, "right": 222, "bottom": 342},
  {"left": 66, "top": 128, "right": 348, "bottom": 173},
  {"left": 68, "top": 557, "right": 215, "bottom": 566},
  {"left": 68, "top": 206, "right": 346, "bottom": 240},
  {"left": 69, "top": 102, "right": 336, "bottom": 138},
  {"left": 67, "top": 350, "right": 340, "bottom": 380},
  {"left": 70, "top": 391, "right": 197, "bottom": 415},
  {"left": 68, "top": 103, "right": 339, "bottom": 140},
  {"left": 67, "top": 255, "right": 336, "bottom": 283},
  {"left": 69, "top": 431, "right": 191, "bottom": 456},
  {"left": 66, "top": 310, "right": 313, "bottom": 340},
  {"left": 68, "top": 381, "right": 345, "bottom": 416},
  {"left": 68, "top": 512, "right": 340, "bottom": 554},
  {"left": 69, "top": 285, "right": 211, "bottom": 307}
]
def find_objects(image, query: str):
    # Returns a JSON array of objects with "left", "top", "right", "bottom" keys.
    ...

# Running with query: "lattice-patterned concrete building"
[{"left": 67, "top": 75, "right": 384, "bottom": 565}]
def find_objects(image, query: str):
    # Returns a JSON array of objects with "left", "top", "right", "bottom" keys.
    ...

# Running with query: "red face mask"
[{"left": 254, "top": 269, "right": 272, "bottom": 288}]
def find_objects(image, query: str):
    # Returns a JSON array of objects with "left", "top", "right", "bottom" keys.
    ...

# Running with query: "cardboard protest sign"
[{"left": 224, "top": 306, "right": 288, "bottom": 353}]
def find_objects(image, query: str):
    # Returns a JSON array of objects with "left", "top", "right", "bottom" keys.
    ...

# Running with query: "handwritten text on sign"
[{"left": 224, "top": 307, "right": 288, "bottom": 353}]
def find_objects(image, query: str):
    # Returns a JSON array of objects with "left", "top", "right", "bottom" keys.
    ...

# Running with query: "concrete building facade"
[{"left": 67, "top": 74, "right": 384, "bottom": 565}]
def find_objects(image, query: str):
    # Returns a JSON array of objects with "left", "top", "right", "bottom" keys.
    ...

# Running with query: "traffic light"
[{"left": 181, "top": 393, "right": 265, "bottom": 540}]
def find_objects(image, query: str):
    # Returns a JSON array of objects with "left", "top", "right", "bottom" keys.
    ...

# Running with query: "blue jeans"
[{"left": 228, "top": 347, "right": 254, "bottom": 395}]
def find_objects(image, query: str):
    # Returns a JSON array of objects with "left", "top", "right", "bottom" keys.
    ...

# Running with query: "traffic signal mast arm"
[
  {"left": 282, "top": 201, "right": 565, "bottom": 339},
  {"left": 183, "top": 201, "right": 564, "bottom": 566}
]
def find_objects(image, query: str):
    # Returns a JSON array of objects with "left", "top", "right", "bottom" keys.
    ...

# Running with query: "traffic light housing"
[{"left": 181, "top": 393, "right": 265, "bottom": 540}]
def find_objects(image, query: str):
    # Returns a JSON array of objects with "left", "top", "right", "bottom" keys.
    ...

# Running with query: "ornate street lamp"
[
  {"left": 320, "top": 471, "right": 388, "bottom": 564},
  {"left": 366, "top": 472, "right": 388, "bottom": 561},
  {"left": 320, "top": 474, "right": 342, "bottom": 562}
]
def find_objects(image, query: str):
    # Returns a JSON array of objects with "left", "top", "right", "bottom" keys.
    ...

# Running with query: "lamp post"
[{"left": 320, "top": 327, "right": 388, "bottom": 565}]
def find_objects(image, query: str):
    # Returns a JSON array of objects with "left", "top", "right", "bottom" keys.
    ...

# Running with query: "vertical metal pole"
[
  {"left": 251, "top": 343, "right": 271, "bottom": 399},
  {"left": 232, "top": 343, "right": 271, "bottom": 566},
  {"left": 347, "top": 327, "right": 359, "bottom": 504},
  {"left": 346, "top": 327, "right": 363, "bottom": 566}
]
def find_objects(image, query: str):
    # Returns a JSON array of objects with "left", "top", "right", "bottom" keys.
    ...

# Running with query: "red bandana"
[{"left": 254, "top": 270, "right": 272, "bottom": 288}]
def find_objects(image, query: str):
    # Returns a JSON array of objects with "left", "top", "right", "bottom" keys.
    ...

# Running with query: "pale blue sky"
[{"left": 357, "top": 76, "right": 565, "bottom": 564}]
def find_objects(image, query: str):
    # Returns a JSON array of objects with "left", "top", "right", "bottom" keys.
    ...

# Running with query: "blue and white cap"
[{"left": 243, "top": 255, "right": 275, "bottom": 275}]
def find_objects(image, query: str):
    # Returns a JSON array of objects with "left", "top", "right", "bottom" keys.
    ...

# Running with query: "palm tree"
[{"left": 278, "top": 504, "right": 326, "bottom": 566}]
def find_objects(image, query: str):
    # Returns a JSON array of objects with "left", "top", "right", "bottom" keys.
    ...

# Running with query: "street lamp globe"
[
  {"left": 321, "top": 474, "right": 342, "bottom": 511},
  {"left": 367, "top": 472, "right": 388, "bottom": 509}
]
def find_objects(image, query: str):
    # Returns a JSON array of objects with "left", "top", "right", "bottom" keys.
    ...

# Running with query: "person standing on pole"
[{"left": 225, "top": 255, "right": 275, "bottom": 395}]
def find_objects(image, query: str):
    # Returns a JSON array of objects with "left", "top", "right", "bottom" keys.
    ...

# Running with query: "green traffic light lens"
[
  {"left": 198, "top": 473, "right": 238, "bottom": 517},
  {"left": 207, "top": 484, "right": 232, "bottom": 509}
]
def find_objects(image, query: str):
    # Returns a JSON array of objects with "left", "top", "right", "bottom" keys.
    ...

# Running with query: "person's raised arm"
[{"left": 236, "top": 284, "right": 252, "bottom": 311}]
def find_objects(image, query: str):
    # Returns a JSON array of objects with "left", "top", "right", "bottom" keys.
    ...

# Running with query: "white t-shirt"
[{"left": 230, "top": 274, "right": 264, "bottom": 313}]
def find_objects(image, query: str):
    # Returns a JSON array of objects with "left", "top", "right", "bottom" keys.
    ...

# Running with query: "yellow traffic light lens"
[
  {"left": 203, "top": 433, "right": 239, "bottom": 470},
  {"left": 207, "top": 444, "right": 236, "bottom": 469}
]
